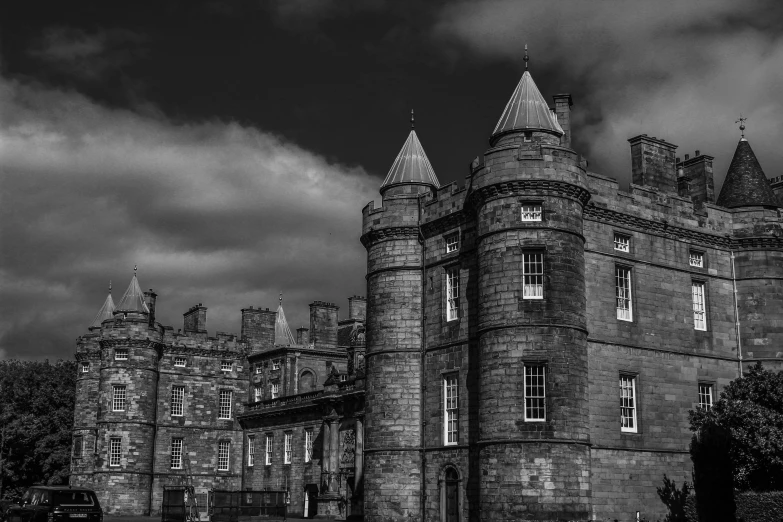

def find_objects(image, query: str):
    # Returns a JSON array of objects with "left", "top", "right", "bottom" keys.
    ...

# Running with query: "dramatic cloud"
[
  {"left": 434, "top": 0, "right": 783, "bottom": 187},
  {"left": 0, "top": 75, "right": 378, "bottom": 360}
]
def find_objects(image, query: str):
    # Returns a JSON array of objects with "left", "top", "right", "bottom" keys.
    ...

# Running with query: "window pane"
[
  {"left": 109, "top": 437, "right": 122, "bottom": 466},
  {"left": 248, "top": 436, "right": 255, "bottom": 466},
  {"left": 266, "top": 435, "right": 273, "bottom": 465},
  {"left": 445, "top": 232, "right": 460, "bottom": 253},
  {"left": 305, "top": 430, "right": 313, "bottom": 463},
  {"left": 112, "top": 385, "right": 126, "bottom": 412},
  {"left": 689, "top": 252, "right": 704, "bottom": 268},
  {"left": 698, "top": 384, "right": 713, "bottom": 411},
  {"left": 170, "top": 438, "right": 183, "bottom": 469},
  {"left": 620, "top": 376, "right": 637, "bottom": 432},
  {"left": 218, "top": 441, "right": 230, "bottom": 471},
  {"left": 521, "top": 205, "right": 542, "bottom": 221},
  {"left": 446, "top": 267, "right": 460, "bottom": 321},
  {"left": 614, "top": 234, "right": 630, "bottom": 252},
  {"left": 443, "top": 374, "right": 458, "bottom": 445},
  {"left": 171, "top": 386, "right": 184, "bottom": 417},
  {"left": 692, "top": 282, "right": 706, "bottom": 331},
  {"left": 219, "top": 390, "right": 232, "bottom": 419},
  {"left": 523, "top": 252, "right": 544, "bottom": 299},
  {"left": 616, "top": 267, "right": 633, "bottom": 321},
  {"left": 524, "top": 365, "right": 546, "bottom": 421},
  {"left": 284, "top": 433, "right": 292, "bottom": 464}
]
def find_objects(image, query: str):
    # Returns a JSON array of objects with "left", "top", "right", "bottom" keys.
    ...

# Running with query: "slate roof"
[
  {"left": 380, "top": 130, "right": 440, "bottom": 190},
  {"left": 716, "top": 139, "right": 779, "bottom": 208},
  {"left": 274, "top": 304, "right": 296, "bottom": 346},
  {"left": 90, "top": 291, "right": 115, "bottom": 328},
  {"left": 116, "top": 274, "right": 150, "bottom": 313},
  {"left": 492, "top": 70, "right": 564, "bottom": 141}
]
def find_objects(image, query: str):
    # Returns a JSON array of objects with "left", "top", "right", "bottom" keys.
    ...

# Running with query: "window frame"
[
  {"left": 523, "top": 364, "right": 546, "bottom": 422},
  {"left": 522, "top": 251, "right": 544, "bottom": 300},
  {"left": 445, "top": 265, "right": 460, "bottom": 322},
  {"left": 109, "top": 437, "right": 122, "bottom": 467},
  {"left": 254, "top": 385, "right": 263, "bottom": 402},
  {"left": 265, "top": 434, "right": 273, "bottom": 466},
  {"left": 692, "top": 280, "right": 707, "bottom": 331},
  {"left": 112, "top": 385, "right": 126, "bottom": 412},
  {"left": 271, "top": 382, "right": 280, "bottom": 400},
  {"left": 170, "top": 438, "right": 183, "bottom": 470},
  {"left": 284, "top": 432, "right": 292, "bottom": 465},
  {"left": 174, "top": 356, "right": 186, "bottom": 368},
  {"left": 81, "top": 362, "right": 90, "bottom": 373},
  {"left": 218, "top": 390, "right": 232, "bottom": 419},
  {"left": 220, "top": 360, "right": 232, "bottom": 372},
  {"left": 444, "top": 231, "right": 460, "bottom": 254},
  {"left": 114, "top": 348, "right": 128, "bottom": 361},
  {"left": 443, "top": 373, "right": 458, "bottom": 446},
  {"left": 520, "top": 203, "right": 543, "bottom": 222},
  {"left": 255, "top": 366, "right": 263, "bottom": 375},
  {"left": 171, "top": 386, "right": 185, "bottom": 417},
  {"left": 689, "top": 250, "right": 705, "bottom": 268},
  {"left": 613, "top": 232, "right": 631, "bottom": 253},
  {"left": 615, "top": 265, "right": 634, "bottom": 322},
  {"left": 272, "top": 360, "right": 281, "bottom": 371},
  {"left": 620, "top": 374, "right": 638, "bottom": 433},
  {"left": 217, "top": 440, "right": 230, "bottom": 472},
  {"left": 248, "top": 436, "right": 255, "bottom": 467},
  {"left": 304, "top": 429, "right": 313, "bottom": 463},
  {"left": 73, "top": 435, "right": 84, "bottom": 459},
  {"left": 698, "top": 383, "right": 714, "bottom": 411}
]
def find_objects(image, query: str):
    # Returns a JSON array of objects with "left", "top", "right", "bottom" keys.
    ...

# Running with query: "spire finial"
[
  {"left": 279, "top": 292, "right": 283, "bottom": 305},
  {"left": 736, "top": 114, "right": 748, "bottom": 140},
  {"left": 109, "top": 280, "right": 112, "bottom": 294},
  {"left": 411, "top": 109, "right": 415, "bottom": 129},
  {"left": 524, "top": 44, "right": 529, "bottom": 70},
  {"left": 133, "top": 264, "right": 137, "bottom": 277}
]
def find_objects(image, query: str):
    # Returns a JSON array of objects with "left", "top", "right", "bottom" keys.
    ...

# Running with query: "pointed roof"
[
  {"left": 491, "top": 70, "right": 564, "bottom": 142},
  {"left": 716, "top": 139, "right": 779, "bottom": 208},
  {"left": 274, "top": 303, "right": 296, "bottom": 346},
  {"left": 89, "top": 291, "right": 115, "bottom": 328},
  {"left": 380, "top": 129, "right": 440, "bottom": 191},
  {"left": 116, "top": 273, "right": 150, "bottom": 313}
]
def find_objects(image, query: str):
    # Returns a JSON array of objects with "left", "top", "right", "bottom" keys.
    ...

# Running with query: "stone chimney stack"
[
  {"left": 143, "top": 289, "right": 157, "bottom": 327},
  {"left": 629, "top": 135, "right": 678, "bottom": 193},
  {"left": 348, "top": 295, "right": 367, "bottom": 321},
  {"left": 241, "top": 306, "right": 276, "bottom": 349},
  {"left": 296, "top": 327, "right": 310, "bottom": 346},
  {"left": 183, "top": 304, "right": 207, "bottom": 334},
  {"left": 677, "top": 152, "right": 715, "bottom": 206},
  {"left": 552, "top": 94, "right": 573, "bottom": 148},
  {"left": 309, "top": 301, "right": 339, "bottom": 350}
]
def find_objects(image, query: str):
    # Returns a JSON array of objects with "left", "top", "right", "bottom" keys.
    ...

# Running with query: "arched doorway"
[{"left": 441, "top": 467, "right": 459, "bottom": 522}]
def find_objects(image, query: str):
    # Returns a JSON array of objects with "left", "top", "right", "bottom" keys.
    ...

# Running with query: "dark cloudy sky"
[{"left": 2, "top": 0, "right": 783, "bottom": 361}]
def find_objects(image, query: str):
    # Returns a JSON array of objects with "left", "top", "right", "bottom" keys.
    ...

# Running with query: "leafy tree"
[
  {"left": 0, "top": 360, "right": 76, "bottom": 501},
  {"left": 689, "top": 362, "right": 783, "bottom": 491},
  {"left": 656, "top": 474, "right": 691, "bottom": 522}
]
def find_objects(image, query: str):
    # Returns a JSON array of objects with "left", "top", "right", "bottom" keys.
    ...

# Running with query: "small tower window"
[
  {"left": 522, "top": 252, "right": 544, "bottom": 299},
  {"left": 218, "top": 441, "right": 230, "bottom": 471},
  {"left": 698, "top": 383, "right": 714, "bottom": 411},
  {"left": 523, "top": 131, "right": 533, "bottom": 142},
  {"left": 524, "top": 365, "right": 546, "bottom": 421},
  {"left": 445, "top": 266, "right": 460, "bottom": 321},
  {"left": 174, "top": 357, "right": 186, "bottom": 367},
  {"left": 81, "top": 362, "right": 90, "bottom": 373},
  {"left": 114, "top": 348, "right": 128, "bottom": 361},
  {"left": 614, "top": 233, "right": 631, "bottom": 253},
  {"left": 616, "top": 266, "right": 633, "bottom": 321},
  {"left": 304, "top": 429, "right": 314, "bottom": 463},
  {"left": 248, "top": 436, "right": 255, "bottom": 467},
  {"left": 689, "top": 251, "right": 704, "bottom": 268},
  {"left": 620, "top": 374, "right": 638, "bottom": 433},
  {"left": 170, "top": 438, "right": 183, "bottom": 469},
  {"left": 692, "top": 281, "right": 707, "bottom": 331},
  {"left": 219, "top": 390, "right": 232, "bottom": 419},
  {"left": 271, "top": 382, "right": 280, "bottom": 399},
  {"left": 443, "top": 373, "right": 458, "bottom": 446},
  {"left": 272, "top": 360, "right": 281, "bottom": 370},
  {"left": 109, "top": 437, "right": 122, "bottom": 467},
  {"left": 221, "top": 361, "right": 232, "bottom": 372},
  {"left": 444, "top": 232, "right": 460, "bottom": 253},
  {"left": 112, "top": 385, "right": 126, "bottom": 412},
  {"left": 254, "top": 385, "right": 263, "bottom": 402},
  {"left": 521, "top": 204, "right": 542, "bottom": 222}
]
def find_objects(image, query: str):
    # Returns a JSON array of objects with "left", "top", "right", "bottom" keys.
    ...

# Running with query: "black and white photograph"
[{"left": 1, "top": 1, "right": 782, "bottom": 521}]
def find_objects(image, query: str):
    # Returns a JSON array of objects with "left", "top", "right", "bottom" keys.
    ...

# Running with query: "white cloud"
[{"left": 0, "top": 75, "right": 378, "bottom": 359}]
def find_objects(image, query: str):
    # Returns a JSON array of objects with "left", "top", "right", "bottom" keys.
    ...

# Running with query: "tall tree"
[
  {"left": 0, "top": 360, "right": 76, "bottom": 501},
  {"left": 690, "top": 362, "right": 783, "bottom": 491}
]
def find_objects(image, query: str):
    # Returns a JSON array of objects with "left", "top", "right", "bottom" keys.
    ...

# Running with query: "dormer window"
[
  {"left": 444, "top": 232, "right": 460, "bottom": 254},
  {"left": 523, "top": 131, "right": 533, "bottom": 142}
]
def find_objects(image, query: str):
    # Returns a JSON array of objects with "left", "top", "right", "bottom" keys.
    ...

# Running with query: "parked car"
[{"left": 3, "top": 486, "right": 102, "bottom": 522}]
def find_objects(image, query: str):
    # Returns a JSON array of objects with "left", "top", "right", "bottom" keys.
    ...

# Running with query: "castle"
[{"left": 71, "top": 63, "right": 783, "bottom": 521}]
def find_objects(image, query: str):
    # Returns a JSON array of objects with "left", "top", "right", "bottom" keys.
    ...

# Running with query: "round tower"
[
  {"left": 71, "top": 285, "right": 114, "bottom": 489},
  {"left": 360, "top": 119, "right": 440, "bottom": 521},
  {"left": 96, "top": 270, "right": 163, "bottom": 515},
  {"left": 470, "top": 66, "right": 592, "bottom": 520}
]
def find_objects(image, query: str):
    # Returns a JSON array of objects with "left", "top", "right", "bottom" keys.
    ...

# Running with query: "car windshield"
[{"left": 52, "top": 492, "right": 97, "bottom": 506}]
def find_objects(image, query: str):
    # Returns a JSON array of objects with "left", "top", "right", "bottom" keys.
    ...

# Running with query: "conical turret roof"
[
  {"left": 275, "top": 302, "right": 296, "bottom": 346},
  {"left": 116, "top": 273, "right": 150, "bottom": 313},
  {"left": 716, "top": 139, "right": 779, "bottom": 208},
  {"left": 380, "top": 129, "right": 440, "bottom": 191},
  {"left": 492, "top": 70, "right": 564, "bottom": 142},
  {"left": 89, "top": 290, "right": 115, "bottom": 328}
]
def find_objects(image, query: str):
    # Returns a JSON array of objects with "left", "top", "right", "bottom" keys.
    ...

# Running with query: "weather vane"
[
  {"left": 524, "top": 44, "right": 529, "bottom": 70},
  {"left": 134, "top": 264, "right": 137, "bottom": 277},
  {"left": 411, "top": 109, "right": 415, "bottom": 129},
  {"left": 279, "top": 292, "right": 283, "bottom": 305},
  {"left": 109, "top": 280, "right": 112, "bottom": 294},
  {"left": 736, "top": 114, "right": 747, "bottom": 140}
]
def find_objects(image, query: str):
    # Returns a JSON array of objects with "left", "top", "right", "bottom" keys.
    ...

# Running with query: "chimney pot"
[
  {"left": 695, "top": 150, "right": 700, "bottom": 156},
  {"left": 685, "top": 154, "right": 690, "bottom": 160}
]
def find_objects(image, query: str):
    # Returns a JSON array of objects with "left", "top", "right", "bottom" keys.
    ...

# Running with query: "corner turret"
[
  {"left": 716, "top": 138, "right": 779, "bottom": 208},
  {"left": 89, "top": 282, "right": 115, "bottom": 330},
  {"left": 379, "top": 111, "right": 440, "bottom": 196}
]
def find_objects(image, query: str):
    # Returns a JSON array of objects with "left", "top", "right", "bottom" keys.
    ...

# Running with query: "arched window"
[
  {"left": 440, "top": 466, "right": 460, "bottom": 522},
  {"left": 300, "top": 371, "right": 315, "bottom": 391}
]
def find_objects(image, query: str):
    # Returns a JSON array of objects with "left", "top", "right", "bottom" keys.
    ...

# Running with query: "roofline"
[
  {"left": 379, "top": 180, "right": 438, "bottom": 196},
  {"left": 489, "top": 127, "right": 563, "bottom": 147}
]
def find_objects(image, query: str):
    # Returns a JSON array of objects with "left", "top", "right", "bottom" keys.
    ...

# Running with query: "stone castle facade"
[{"left": 72, "top": 65, "right": 783, "bottom": 521}]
